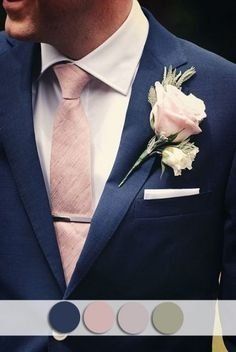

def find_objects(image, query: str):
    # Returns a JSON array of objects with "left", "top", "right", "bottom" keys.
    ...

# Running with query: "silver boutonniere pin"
[{"left": 119, "top": 66, "right": 206, "bottom": 187}]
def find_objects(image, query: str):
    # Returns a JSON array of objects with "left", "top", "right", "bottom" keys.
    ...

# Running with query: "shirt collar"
[{"left": 40, "top": 0, "right": 149, "bottom": 96}]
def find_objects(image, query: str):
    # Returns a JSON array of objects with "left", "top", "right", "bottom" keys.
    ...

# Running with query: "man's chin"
[{"left": 5, "top": 16, "right": 37, "bottom": 41}]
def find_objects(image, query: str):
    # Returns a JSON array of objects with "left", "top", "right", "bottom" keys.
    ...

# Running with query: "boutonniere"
[{"left": 119, "top": 66, "right": 206, "bottom": 187}]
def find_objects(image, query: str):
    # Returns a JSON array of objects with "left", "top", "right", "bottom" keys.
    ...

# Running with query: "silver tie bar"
[{"left": 52, "top": 214, "right": 91, "bottom": 223}]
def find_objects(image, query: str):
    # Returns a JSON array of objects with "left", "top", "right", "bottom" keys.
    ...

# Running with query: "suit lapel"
[
  {"left": 65, "top": 10, "right": 188, "bottom": 297},
  {"left": 0, "top": 40, "right": 66, "bottom": 293},
  {"left": 0, "top": 9, "right": 188, "bottom": 298}
]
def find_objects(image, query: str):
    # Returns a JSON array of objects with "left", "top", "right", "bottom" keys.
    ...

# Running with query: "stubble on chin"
[{"left": 5, "top": 9, "right": 44, "bottom": 43}]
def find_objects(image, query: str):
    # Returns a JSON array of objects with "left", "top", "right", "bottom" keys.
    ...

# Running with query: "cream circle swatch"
[
  {"left": 83, "top": 301, "right": 115, "bottom": 334},
  {"left": 152, "top": 302, "right": 184, "bottom": 335},
  {"left": 117, "top": 302, "right": 149, "bottom": 335}
]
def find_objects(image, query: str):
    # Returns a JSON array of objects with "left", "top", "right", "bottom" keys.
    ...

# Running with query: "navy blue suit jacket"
[{"left": 0, "top": 8, "right": 236, "bottom": 352}]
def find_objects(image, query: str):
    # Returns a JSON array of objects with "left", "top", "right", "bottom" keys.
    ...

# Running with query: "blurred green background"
[{"left": 2, "top": 0, "right": 234, "bottom": 62}]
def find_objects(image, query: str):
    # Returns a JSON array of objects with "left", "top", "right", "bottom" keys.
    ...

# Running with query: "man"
[{"left": 0, "top": 0, "right": 235, "bottom": 351}]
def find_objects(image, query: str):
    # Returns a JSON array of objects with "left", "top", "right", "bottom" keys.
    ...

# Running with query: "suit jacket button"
[{"left": 52, "top": 330, "right": 68, "bottom": 341}]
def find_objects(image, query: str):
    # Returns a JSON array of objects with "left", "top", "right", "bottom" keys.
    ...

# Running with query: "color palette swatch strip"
[
  {"left": 0, "top": 300, "right": 231, "bottom": 336},
  {"left": 49, "top": 301, "right": 184, "bottom": 338}
]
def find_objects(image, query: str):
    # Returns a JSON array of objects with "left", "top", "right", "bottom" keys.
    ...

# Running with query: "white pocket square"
[{"left": 144, "top": 188, "right": 200, "bottom": 200}]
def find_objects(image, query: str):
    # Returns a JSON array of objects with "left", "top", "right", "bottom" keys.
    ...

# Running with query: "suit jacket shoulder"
[
  {"left": 174, "top": 36, "right": 236, "bottom": 144},
  {"left": 0, "top": 31, "right": 15, "bottom": 55},
  {"left": 179, "top": 36, "right": 236, "bottom": 82}
]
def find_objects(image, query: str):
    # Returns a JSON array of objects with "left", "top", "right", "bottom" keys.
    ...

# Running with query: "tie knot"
[{"left": 53, "top": 63, "right": 91, "bottom": 100}]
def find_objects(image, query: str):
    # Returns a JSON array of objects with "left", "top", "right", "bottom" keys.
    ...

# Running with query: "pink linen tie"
[{"left": 50, "top": 63, "right": 93, "bottom": 285}]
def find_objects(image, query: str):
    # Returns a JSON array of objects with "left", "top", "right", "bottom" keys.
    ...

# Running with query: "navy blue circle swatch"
[{"left": 48, "top": 301, "right": 80, "bottom": 333}]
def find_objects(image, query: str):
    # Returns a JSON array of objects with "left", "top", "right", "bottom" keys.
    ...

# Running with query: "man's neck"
[{"left": 48, "top": 0, "right": 133, "bottom": 60}]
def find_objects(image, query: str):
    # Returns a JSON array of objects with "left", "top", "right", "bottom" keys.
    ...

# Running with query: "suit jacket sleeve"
[{"left": 219, "top": 147, "right": 236, "bottom": 350}]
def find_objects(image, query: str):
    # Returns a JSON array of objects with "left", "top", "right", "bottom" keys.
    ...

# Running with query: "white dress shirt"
[{"left": 33, "top": 0, "right": 149, "bottom": 210}]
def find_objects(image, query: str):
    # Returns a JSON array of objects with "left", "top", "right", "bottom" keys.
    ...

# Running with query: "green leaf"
[
  {"left": 148, "top": 86, "right": 157, "bottom": 107},
  {"left": 168, "top": 129, "right": 185, "bottom": 143},
  {"left": 162, "top": 65, "right": 196, "bottom": 89},
  {"left": 161, "top": 162, "right": 166, "bottom": 178},
  {"left": 175, "top": 66, "right": 196, "bottom": 88}
]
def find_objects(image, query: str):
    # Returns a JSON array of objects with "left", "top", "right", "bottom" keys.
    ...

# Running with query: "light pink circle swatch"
[
  {"left": 83, "top": 301, "right": 115, "bottom": 334},
  {"left": 117, "top": 302, "right": 149, "bottom": 335}
]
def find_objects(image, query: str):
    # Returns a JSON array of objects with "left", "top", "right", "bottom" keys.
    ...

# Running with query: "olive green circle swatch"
[{"left": 152, "top": 302, "right": 184, "bottom": 335}]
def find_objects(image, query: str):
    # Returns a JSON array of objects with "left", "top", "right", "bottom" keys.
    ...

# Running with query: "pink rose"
[{"left": 150, "top": 82, "right": 206, "bottom": 142}]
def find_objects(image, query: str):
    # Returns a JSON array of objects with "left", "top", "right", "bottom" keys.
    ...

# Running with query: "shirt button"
[{"left": 52, "top": 330, "right": 68, "bottom": 341}]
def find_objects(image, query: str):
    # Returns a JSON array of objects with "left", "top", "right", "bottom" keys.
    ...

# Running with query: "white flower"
[
  {"left": 119, "top": 67, "right": 205, "bottom": 187},
  {"left": 162, "top": 144, "right": 199, "bottom": 176},
  {"left": 150, "top": 82, "right": 206, "bottom": 142}
]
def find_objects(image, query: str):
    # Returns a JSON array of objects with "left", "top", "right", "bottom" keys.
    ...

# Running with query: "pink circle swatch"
[
  {"left": 117, "top": 302, "right": 149, "bottom": 335},
  {"left": 83, "top": 301, "right": 115, "bottom": 334}
]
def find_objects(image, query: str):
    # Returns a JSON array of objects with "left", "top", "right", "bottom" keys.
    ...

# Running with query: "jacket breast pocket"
[{"left": 134, "top": 191, "right": 213, "bottom": 218}]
